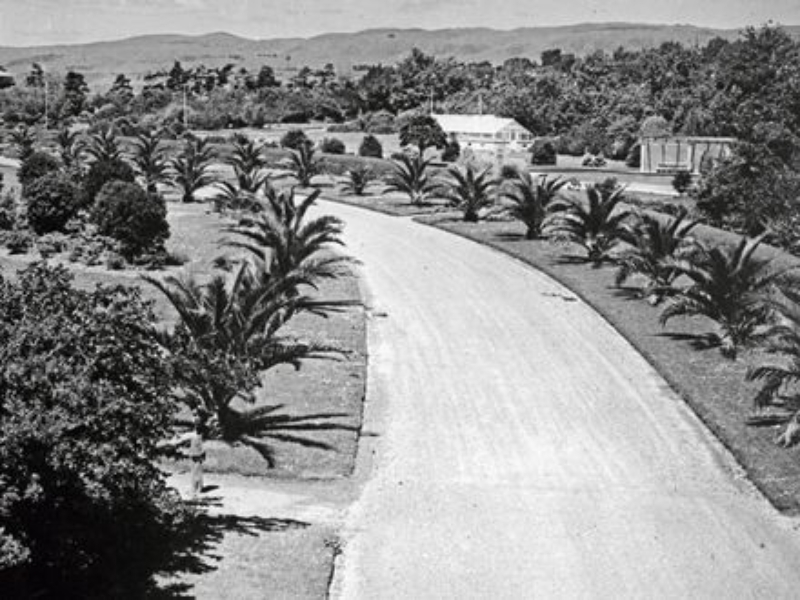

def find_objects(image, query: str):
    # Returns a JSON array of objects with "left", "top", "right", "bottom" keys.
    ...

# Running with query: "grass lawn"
[{"left": 411, "top": 210, "right": 800, "bottom": 514}]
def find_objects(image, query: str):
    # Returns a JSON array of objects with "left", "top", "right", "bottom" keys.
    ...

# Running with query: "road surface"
[{"left": 324, "top": 201, "right": 800, "bottom": 599}]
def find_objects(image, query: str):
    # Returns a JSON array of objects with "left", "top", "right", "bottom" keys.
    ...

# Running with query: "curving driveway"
[{"left": 323, "top": 201, "right": 800, "bottom": 599}]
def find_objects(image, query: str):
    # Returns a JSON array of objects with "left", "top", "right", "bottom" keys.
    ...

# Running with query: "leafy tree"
[
  {"left": 320, "top": 137, "right": 346, "bottom": 155},
  {"left": 92, "top": 181, "right": 170, "bottom": 259},
  {"left": 255, "top": 65, "right": 280, "bottom": 89},
  {"left": 546, "top": 184, "right": 632, "bottom": 266},
  {"left": 130, "top": 129, "right": 170, "bottom": 194},
  {"left": 17, "top": 151, "right": 60, "bottom": 189},
  {"left": 280, "top": 128, "right": 311, "bottom": 151},
  {"left": 61, "top": 71, "right": 88, "bottom": 117},
  {"left": 170, "top": 136, "right": 217, "bottom": 203},
  {"left": 530, "top": 139, "right": 557, "bottom": 165},
  {"left": 398, "top": 113, "right": 447, "bottom": 155},
  {"left": 615, "top": 208, "right": 701, "bottom": 304},
  {"left": 358, "top": 134, "right": 383, "bottom": 158},
  {"left": 82, "top": 158, "right": 137, "bottom": 207},
  {"left": 440, "top": 134, "right": 460, "bottom": 162},
  {"left": 0, "top": 264, "right": 185, "bottom": 598},
  {"left": 383, "top": 153, "right": 439, "bottom": 205},
  {"left": 501, "top": 173, "right": 567, "bottom": 239},
  {"left": 672, "top": 170, "right": 693, "bottom": 195},
  {"left": 25, "top": 172, "right": 79, "bottom": 234},
  {"left": 661, "top": 235, "right": 798, "bottom": 358},
  {"left": 340, "top": 166, "right": 376, "bottom": 196},
  {"left": 440, "top": 163, "right": 497, "bottom": 222}
]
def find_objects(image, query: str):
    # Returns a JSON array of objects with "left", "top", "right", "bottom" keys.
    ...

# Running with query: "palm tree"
[
  {"left": 85, "top": 124, "right": 123, "bottom": 164},
  {"left": 660, "top": 235, "right": 799, "bottom": 358},
  {"left": 228, "top": 135, "right": 270, "bottom": 193},
  {"left": 55, "top": 127, "right": 84, "bottom": 171},
  {"left": 615, "top": 208, "right": 702, "bottom": 304},
  {"left": 212, "top": 181, "right": 261, "bottom": 214},
  {"left": 439, "top": 162, "right": 498, "bottom": 222},
  {"left": 340, "top": 165, "right": 375, "bottom": 196},
  {"left": 225, "top": 187, "right": 355, "bottom": 284},
  {"left": 746, "top": 301, "right": 800, "bottom": 447},
  {"left": 283, "top": 143, "right": 321, "bottom": 188},
  {"left": 7, "top": 125, "right": 37, "bottom": 162},
  {"left": 546, "top": 184, "right": 632, "bottom": 266},
  {"left": 130, "top": 130, "right": 170, "bottom": 194},
  {"left": 501, "top": 173, "right": 567, "bottom": 239},
  {"left": 146, "top": 262, "right": 354, "bottom": 462},
  {"left": 383, "top": 153, "right": 439, "bottom": 205},
  {"left": 170, "top": 136, "right": 217, "bottom": 203}
]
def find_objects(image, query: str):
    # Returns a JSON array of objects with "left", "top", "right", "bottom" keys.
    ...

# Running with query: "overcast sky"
[{"left": 0, "top": 0, "right": 798, "bottom": 47}]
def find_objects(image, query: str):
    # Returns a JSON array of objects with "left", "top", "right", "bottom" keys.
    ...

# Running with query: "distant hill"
[{"left": 0, "top": 23, "right": 798, "bottom": 89}]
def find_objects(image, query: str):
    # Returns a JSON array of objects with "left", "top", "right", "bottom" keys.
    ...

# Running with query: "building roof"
[{"left": 433, "top": 113, "right": 528, "bottom": 135}]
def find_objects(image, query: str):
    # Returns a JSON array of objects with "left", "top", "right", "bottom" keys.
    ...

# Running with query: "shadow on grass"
[
  {"left": 150, "top": 510, "right": 311, "bottom": 599},
  {"left": 656, "top": 331, "right": 720, "bottom": 352},
  {"left": 609, "top": 286, "right": 647, "bottom": 302}
]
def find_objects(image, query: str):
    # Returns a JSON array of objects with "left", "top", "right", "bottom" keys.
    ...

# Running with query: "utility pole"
[
  {"left": 429, "top": 89, "right": 434, "bottom": 115},
  {"left": 183, "top": 84, "right": 188, "bottom": 131},
  {"left": 43, "top": 78, "right": 49, "bottom": 129}
]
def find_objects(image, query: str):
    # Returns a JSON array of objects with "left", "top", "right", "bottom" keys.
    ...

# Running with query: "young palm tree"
[
  {"left": 283, "top": 143, "right": 321, "bottom": 188},
  {"left": 170, "top": 136, "right": 217, "bottom": 203},
  {"left": 225, "top": 187, "right": 355, "bottom": 284},
  {"left": 339, "top": 165, "right": 375, "bottom": 196},
  {"left": 146, "top": 262, "right": 353, "bottom": 462},
  {"left": 383, "top": 153, "right": 439, "bottom": 205},
  {"left": 7, "top": 125, "right": 37, "bottom": 162},
  {"left": 546, "top": 184, "right": 632, "bottom": 266},
  {"left": 85, "top": 124, "right": 123, "bottom": 164},
  {"left": 440, "top": 162, "right": 498, "bottom": 222},
  {"left": 130, "top": 130, "right": 170, "bottom": 194},
  {"left": 212, "top": 181, "right": 261, "bottom": 214},
  {"left": 615, "top": 208, "right": 702, "bottom": 304},
  {"left": 746, "top": 301, "right": 800, "bottom": 447},
  {"left": 55, "top": 127, "right": 84, "bottom": 171},
  {"left": 660, "top": 235, "right": 799, "bottom": 358},
  {"left": 228, "top": 135, "right": 270, "bottom": 193},
  {"left": 501, "top": 173, "right": 567, "bottom": 239}
]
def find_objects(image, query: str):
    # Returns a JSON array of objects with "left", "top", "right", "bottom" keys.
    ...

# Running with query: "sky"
[{"left": 0, "top": 0, "right": 798, "bottom": 47}]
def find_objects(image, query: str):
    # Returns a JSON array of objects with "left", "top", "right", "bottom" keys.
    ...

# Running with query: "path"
[{"left": 324, "top": 201, "right": 800, "bottom": 599}]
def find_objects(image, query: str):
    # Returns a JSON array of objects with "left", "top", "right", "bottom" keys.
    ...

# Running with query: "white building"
[
  {"left": 640, "top": 135, "right": 735, "bottom": 174},
  {"left": 433, "top": 113, "right": 534, "bottom": 153}
]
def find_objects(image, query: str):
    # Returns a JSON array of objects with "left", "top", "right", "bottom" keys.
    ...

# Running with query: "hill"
[{"left": 0, "top": 23, "right": 798, "bottom": 89}]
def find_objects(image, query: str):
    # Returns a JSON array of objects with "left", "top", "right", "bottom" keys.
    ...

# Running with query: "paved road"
[{"left": 324, "top": 201, "right": 800, "bottom": 599}]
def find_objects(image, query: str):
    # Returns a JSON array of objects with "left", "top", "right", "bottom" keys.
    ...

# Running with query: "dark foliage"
[
  {"left": 82, "top": 158, "right": 137, "bottom": 208},
  {"left": 25, "top": 172, "right": 80, "bottom": 235},
  {"left": 92, "top": 181, "right": 170, "bottom": 259},
  {"left": 18, "top": 152, "right": 60, "bottom": 190},
  {"left": 358, "top": 134, "right": 384, "bottom": 158}
]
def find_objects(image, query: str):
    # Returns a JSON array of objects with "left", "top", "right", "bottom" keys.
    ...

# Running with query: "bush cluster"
[
  {"left": 358, "top": 134, "right": 383, "bottom": 158},
  {"left": 319, "top": 136, "right": 346, "bottom": 155}
]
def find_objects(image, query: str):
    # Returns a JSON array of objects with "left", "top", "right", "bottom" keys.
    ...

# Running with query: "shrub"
[
  {"left": 36, "top": 232, "right": 68, "bottom": 258},
  {"left": 672, "top": 170, "right": 693, "bottom": 195},
  {"left": 82, "top": 158, "right": 137, "bottom": 208},
  {"left": 441, "top": 136, "right": 461, "bottom": 162},
  {"left": 500, "top": 164, "right": 521, "bottom": 180},
  {"left": 92, "top": 181, "right": 170, "bottom": 260},
  {"left": 25, "top": 172, "right": 80, "bottom": 235},
  {"left": 0, "top": 264, "right": 187, "bottom": 598},
  {"left": 625, "top": 142, "right": 641, "bottom": 168},
  {"left": 362, "top": 110, "right": 396, "bottom": 134},
  {"left": 0, "top": 190, "right": 17, "bottom": 231},
  {"left": 359, "top": 134, "right": 384, "bottom": 158},
  {"left": 530, "top": 139, "right": 557, "bottom": 165},
  {"left": 320, "top": 137, "right": 346, "bottom": 155},
  {"left": 17, "top": 151, "right": 60, "bottom": 189},
  {"left": 280, "top": 128, "right": 311, "bottom": 150},
  {"left": 3, "top": 230, "right": 33, "bottom": 254}
]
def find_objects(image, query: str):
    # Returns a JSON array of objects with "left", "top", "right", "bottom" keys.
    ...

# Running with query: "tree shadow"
[
  {"left": 493, "top": 231, "right": 526, "bottom": 242},
  {"left": 148, "top": 510, "right": 311, "bottom": 599},
  {"left": 609, "top": 286, "right": 646, "bottom": 302},
  {"left": 655, "top": 331, "right": 720, "bottom": 352}
]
